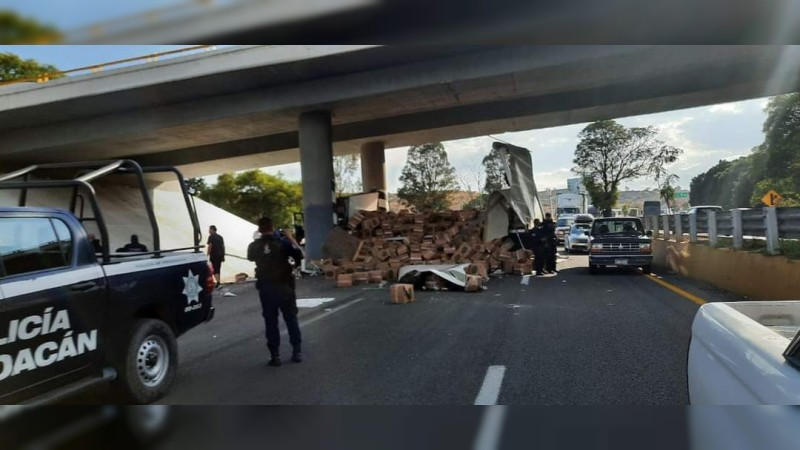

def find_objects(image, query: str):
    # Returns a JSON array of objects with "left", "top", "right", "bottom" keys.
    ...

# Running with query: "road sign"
[
  {"left": 673, "top": 192, "right": 688, "bottom": 198},
  {"left": 761, "top": 190, "right": 783, "bottom": 206}
]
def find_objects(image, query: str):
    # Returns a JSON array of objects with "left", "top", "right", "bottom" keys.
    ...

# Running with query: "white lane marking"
[
  {"left": 296, "top": 297, "right": 335, "bottom": 308},
  {"left": 280, "top": 297, "right": 365, "bottom": 337},
  {"left": 472, "top": 406, "right": 507, "bottom": 450},
  {"left": 520, "top": 275, "right": 530, "bottom": 285},
  {"left": 474, "top": 365, "right": 507, "bottom": 405}
]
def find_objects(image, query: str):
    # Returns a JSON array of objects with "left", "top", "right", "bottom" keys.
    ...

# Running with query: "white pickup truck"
[{"left": 688, "top": 301, "right": 800, "bottom": 404}]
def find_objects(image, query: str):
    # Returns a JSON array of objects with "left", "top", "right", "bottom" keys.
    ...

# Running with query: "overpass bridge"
[{"left": 1, "top": 45, "right": 799, "bottom": 257}]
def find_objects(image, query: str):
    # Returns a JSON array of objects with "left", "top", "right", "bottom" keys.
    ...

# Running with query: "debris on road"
[
  {"left": 235, "top": 273, "right": 249, "bottom": 283},
  {"left": 390, "top": 284, "right": 415, "bottom": 304},
  {"left": 319, "top": 209, "right": 535, "bottom": 292}
]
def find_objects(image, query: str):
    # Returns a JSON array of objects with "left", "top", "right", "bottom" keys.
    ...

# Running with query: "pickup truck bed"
[{"left": 688, "top": 301, "right": 800, "bottom": 404}]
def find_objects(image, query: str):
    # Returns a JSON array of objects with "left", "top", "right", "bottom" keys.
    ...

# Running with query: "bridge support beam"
[
  {"left": 360, "top": 141, "right": 386, "bottom": 192},
  {"left": 299, "top": 111, "right": 335, "bottom": 260}
]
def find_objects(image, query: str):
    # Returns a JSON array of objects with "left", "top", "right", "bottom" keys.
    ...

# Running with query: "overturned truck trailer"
[{"left": 483, "top": 142, "right": 545, "bottom": 242}]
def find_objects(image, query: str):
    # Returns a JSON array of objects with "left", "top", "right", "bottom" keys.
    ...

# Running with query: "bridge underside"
[
  {"left": 0, "top": 45, "right": 796, "bottom": 181},
  {"left": 2, "top": 45, "right": 799, "bottom": 257}
]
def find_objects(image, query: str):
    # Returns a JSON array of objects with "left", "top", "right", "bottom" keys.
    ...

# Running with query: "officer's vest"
[{"left": 249, "top": 236, "right": 293, "bottom": 285}]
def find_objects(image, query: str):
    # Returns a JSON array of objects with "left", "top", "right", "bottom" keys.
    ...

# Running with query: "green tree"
[
  {"left": 185, "top": 177, "right": 209, "bottom": 196},
  {"left": 572, "top": 120, "right": 682, "bottom": 217},
  {"left": 0, "top": 52, "right": 61, "bottom": 84},
  {"left": 658, "top": 174, "right": 680, "bottom": 213},
  {"left": 0, "top": 12, "right": 61, "bottom": 44},
  {"left": 198, "top": 170, "right": 302, "bottom": 227},
  {"left": 398, "top": 143, "right": 457, "bottom": 211},
  {"left": 482, "top": 147, "right": 507, "bottom": 194},
  {"left": 750, "top": 94, "right": 800, "bottom": 205},
  {"left": 333, "top": 154, "right": 362, "bottom": 195}
]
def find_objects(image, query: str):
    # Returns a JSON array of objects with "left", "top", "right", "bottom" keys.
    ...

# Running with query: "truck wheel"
[
  {"left": 589, "top": 264, "right": 598, "bottom": 274},
  {"left": 118, "top": 319, "right": 178, "bottom": 404},
  {"left": 641, "top": 265, "right": 652, "bottom": 275}
]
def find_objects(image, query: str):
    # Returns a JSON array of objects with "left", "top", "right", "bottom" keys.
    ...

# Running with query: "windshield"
[
  {"left": 571, "top": 224, "right": 590, "bottom": 234},
  {"left": 556, "top": 218, "right": 574, "bottom": 227},
  {"left": 592, "top": 219, "right": 644, "bottom": 235}
]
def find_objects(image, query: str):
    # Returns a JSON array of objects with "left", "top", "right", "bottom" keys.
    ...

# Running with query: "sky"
[
  {"left": 0, "top": 1, "right": 195, "bottom": 30},
  {"left": 263, "top": 97, "right": 768, "bottom": 192},
  {"left": 1, "top": 45, "right": 771, "bottom": 192}
]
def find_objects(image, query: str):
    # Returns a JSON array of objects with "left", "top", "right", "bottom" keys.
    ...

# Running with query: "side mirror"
[
  {"left": 584, "top": 231, "right": 590, "bottom": 236},
  {"left": 646, "top": 230, "right": 653, "bottom": 237}
]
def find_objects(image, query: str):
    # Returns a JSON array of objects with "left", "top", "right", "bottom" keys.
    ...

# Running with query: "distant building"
[{"left": 567, "top": 178, "right": 586, "bottom": 194}]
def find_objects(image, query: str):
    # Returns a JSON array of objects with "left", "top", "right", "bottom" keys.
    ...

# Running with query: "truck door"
[{"left": 0, "top": 215, "right": 107, "bottom": 402}]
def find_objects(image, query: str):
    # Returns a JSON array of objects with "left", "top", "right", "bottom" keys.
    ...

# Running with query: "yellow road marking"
[{"left": 642, "top": 273, "right": 707, "bottom": 306}]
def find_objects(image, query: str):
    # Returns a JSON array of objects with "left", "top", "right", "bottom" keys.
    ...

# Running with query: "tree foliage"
[
  {"left": 197, "top": 170, "right": 303, "bottom": 227},
  {"left": 572, "top": 120, "right": 682, "bottom": 217},
  {"left": 0, "top": 52, "right": 61, "bottom": 83},
  {"left": 689, "top": 157, "right": 757, "bottom": 208},
  {"left": 398, "top": 143, "right": 457, "bottom": 211},
  {"left": 482, "top": 147, "right": 507, "bottom": 194},
  {"left": 659, "top": 174, "right": 680, "bottom": 213},
  {"left": 0, "top": 12, "right": 61, "bottom": 44},
  {"left": 690, "top": 94, "right": 800, "bottom": 208},
  {"left": 185, "top": 177, "right": 208, "bottom": 195},
  {"left": 333, "top": 154, "right": 362, "bottom": 195}
]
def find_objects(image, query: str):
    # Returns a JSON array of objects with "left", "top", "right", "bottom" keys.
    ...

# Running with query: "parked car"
[
  {"left": 687, "top": 205, "right": 723, "bottom": 216},
  {"left": 555, "top": 216, "right": 575, "bottom": 244},
  {"left": 588, "top": 217, "right": 653, "bottom": 274},
  {"left": 564, "top": 223, "right": 592, "bottom": 253}
]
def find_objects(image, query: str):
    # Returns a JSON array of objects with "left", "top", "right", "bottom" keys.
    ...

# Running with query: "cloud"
[
  {"left": 202, "top": 97, "right": 769, "bottom": 197},
  {"left": 707, "top": 102, "right": 744, "bottom": 114},
  {"left": 533, "top": 167, "right": 573, "bottom": 190},
  {"left": 262, "top": 163, "right": 302, "bottom": 181}
]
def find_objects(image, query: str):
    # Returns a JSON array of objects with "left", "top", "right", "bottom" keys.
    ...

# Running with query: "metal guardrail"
[
  {"left": 647, "top": 206, "right": 800, "bottom": 255},
  {"left": 716, "top": 211, "right": 733, "bottom": 236},
  {"left": 742, "top": 208, "right": 765, "bottom": 237},
  {"left": 0, "top": 45, "right": 215, "bottom": 86},
  {"left": 778, "top": 208, "right": 800, "bottom": 240}
]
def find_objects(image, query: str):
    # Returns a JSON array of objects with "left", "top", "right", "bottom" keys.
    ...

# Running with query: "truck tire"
[
  {"left": 118, "top": 319, "right": 178, "bottom": 404},
  {"left": 589, "top": 264, "right": 598, "bottom": 274},
  {"left": 641, "top": 265, "right": 652, "bottom": 275}
]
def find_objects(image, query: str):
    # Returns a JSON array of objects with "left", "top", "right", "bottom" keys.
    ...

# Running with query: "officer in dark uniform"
[
  {"left": 247, "top": 217, "right": 305, "bottom": 367},
  {"left": 542, "top": 213, "right": 558, "bottom": 273},
  {"left": 530, "top": 219, "right": 544, "bottom": 275}
]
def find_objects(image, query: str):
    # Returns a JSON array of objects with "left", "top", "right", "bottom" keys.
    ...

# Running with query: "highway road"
[
  {"left": 144, "top": 251, "right": 742, "bottom": 406},
  {"left": 65, "top": 250, "right": 741, "bottom": 406}
]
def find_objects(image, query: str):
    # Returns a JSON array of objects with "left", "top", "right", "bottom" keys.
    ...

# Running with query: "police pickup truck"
[
  {"left": 588, "top": 217, "right": 653, "bottom": 274},
  {"left": 0, "top": 161, "right": 214, "bottom": 404}
]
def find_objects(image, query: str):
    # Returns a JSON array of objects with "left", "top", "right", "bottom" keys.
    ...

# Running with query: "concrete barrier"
[{"left": 653, "top": 239, "right": 800, "bottom": 300}]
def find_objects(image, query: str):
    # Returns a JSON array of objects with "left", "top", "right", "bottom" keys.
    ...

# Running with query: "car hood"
[{"left": 590, "top": 235, "right": 650, "bottom": 243}]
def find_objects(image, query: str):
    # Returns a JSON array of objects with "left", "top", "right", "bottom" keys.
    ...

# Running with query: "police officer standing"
[
  {"left": 542, "top": 213, "right": 558, "bottom": 274},
  {"left": 247, "top": 217, "right": 305, "bottom": 367},
  {"left": 530, "top": 219, "right": 544, "bottom": 276}
]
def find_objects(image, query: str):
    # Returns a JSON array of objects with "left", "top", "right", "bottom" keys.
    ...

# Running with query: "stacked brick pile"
[{"left": 319, "top": 209, "right": 534, "bottom": 288}]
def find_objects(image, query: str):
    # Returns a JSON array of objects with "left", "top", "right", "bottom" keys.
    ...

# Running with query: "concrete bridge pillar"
[
  {"left": 299, "top": 111, "right": 335, "bottom": 260},
  {"left": 360, "top": 141, "right": 386, "bottom": 192}
]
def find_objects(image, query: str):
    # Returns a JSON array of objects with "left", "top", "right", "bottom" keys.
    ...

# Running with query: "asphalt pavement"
[{"left": 147, "top": 250, "right": 743, "bottom": 405}]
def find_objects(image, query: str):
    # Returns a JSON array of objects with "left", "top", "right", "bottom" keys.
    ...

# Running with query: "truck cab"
[
  {"left": 0, "top": 160, "right": 214, "bottom": 404},
  {"left": 588, "top": 217, "right": 653, "bottom": 274}
]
